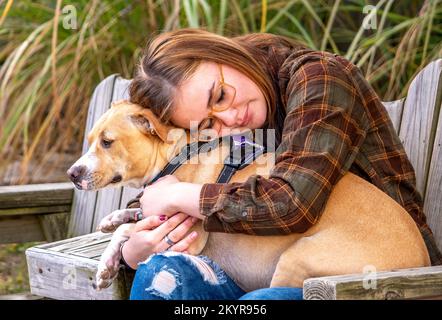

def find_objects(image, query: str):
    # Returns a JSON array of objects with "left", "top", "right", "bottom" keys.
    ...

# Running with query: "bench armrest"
[{"left": 303, "top": 266, "right": 442, "bottom": 300}]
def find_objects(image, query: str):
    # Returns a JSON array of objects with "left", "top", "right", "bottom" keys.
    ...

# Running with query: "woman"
[{"left": 121, "top": 28, "right": 442, "bottom": 300}]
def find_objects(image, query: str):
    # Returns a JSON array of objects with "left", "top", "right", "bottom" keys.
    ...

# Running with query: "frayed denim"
[{"left": 129, "top": 252, "right": 303, "bottom": 300}]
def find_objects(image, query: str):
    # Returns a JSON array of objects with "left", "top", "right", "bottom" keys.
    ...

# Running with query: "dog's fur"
[{"left": 68, "top": 100, "right": 430, "bottom": 291}]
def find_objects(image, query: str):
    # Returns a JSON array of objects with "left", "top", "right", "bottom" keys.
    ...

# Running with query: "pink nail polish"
[
  {"left": 160, "top": 215, "right": 167, "bottom": 221},
  {"left": 191, "top": 231, "right": 197, "bottom": 239}
]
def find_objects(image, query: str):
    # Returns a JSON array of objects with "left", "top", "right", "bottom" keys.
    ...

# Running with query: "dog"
[{"left": 67, "top": 100, "right": 430, "bottom": 291}]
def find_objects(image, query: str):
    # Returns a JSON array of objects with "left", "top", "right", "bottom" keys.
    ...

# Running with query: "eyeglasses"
[{"left": 197, "top": 64, "right": 236, "bottom": 131}]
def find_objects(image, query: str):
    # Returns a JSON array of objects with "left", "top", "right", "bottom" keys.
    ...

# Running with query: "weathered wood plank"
[
  {"left": 26, "top": 240, "right": 134, "bottom": 300},
  {"left": 38, "top": 212, "right": 70, "bottom": 242},
  {"left": 0, "top": 183, "right": 73, "bottom": 209},
  {"left": 92, "top": 189, "right": 122, "bottom": 236},
  {"left": 0, "top": 215, "right": 46, "bottom": 243},
  {"left": 383, "top": 98, "right": 405, "bottom": 133},
  {"left": 120, "top": 187, "right": 142, "bottom": 210},
  {"left": 40, "top": 231, "right": 111, "bottom": 252},
  {"left": 0, "top": 292, "right": 47, "bottom": 300},
  {"left": 398, "top": 59, "right": 442, "bottom": 195},
  {"left": 423, "top": 90, "right": 442, "bottom": 251},
  {"left": 0, "top": 205, "right": 71, "bottom": 217},
  {"left": 303, "top": 266, "right": 442, "bottom": 300},
  {"left": 0, "top": 212, "right": 69, "bottom": 243}
]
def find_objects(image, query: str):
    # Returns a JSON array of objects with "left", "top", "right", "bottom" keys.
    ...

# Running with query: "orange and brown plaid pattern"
[{"left": 199, "top": 48, "right": 442, "bottom": 266}]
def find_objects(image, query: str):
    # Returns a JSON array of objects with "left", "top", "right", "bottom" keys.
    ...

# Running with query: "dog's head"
[{"left": 67, "top": 100, "right": 184, "bottom": 190}]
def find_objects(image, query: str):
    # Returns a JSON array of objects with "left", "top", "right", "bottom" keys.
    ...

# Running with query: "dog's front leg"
[
  {"left": 96, "top": 223, "right": 136, "bottom": 290},
  {"left": 97, "top": 208, "right": 142, "bottom": 233}
]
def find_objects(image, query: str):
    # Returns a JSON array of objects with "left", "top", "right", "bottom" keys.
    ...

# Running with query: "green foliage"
[
  {"left": 0, "top": 242, "right": 40, "bottom": 295},
  {"left": 0, "top": 0, "right": 441, "bottom": 184}
]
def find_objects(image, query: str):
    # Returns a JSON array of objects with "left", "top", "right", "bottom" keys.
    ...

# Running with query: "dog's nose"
[{"left": 67, "top": 165, "right": 86, "bottom": 182}]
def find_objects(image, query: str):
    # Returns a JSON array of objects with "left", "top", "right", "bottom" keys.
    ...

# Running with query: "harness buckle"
[{"left": 223, "top": 134, "right": 266, "bottom": 170}]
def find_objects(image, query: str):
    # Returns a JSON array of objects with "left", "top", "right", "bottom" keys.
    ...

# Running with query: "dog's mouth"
[
  {"left": 73, "top": 182, "right": 83, "bottom": 190},
  {"left": 110, "top": 174, "right": 122, "bottom": 184}
]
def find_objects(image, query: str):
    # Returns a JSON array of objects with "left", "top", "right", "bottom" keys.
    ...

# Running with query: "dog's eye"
[{"left": 101, "top": 139, "right": 113, "bottom": 149}]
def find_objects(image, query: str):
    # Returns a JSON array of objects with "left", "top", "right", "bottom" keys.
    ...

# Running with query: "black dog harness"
[
  {"left": 124, "top": 134, "right": 267, "bottom": 268},
  {"left": 127, "top": 134, "right": 266, "bottom": 227},
  {"left": 147, "top": 133, "right": 267, "bottom": 185}
]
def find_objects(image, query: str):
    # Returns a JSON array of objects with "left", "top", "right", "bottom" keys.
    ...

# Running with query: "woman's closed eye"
[{"left": 217, "top": 88, "right": 225, "bottom": 103}]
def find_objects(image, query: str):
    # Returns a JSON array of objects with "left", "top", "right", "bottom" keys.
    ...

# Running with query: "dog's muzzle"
[{"left": 67, "top": 165, "right": 87, "bottom": 189}]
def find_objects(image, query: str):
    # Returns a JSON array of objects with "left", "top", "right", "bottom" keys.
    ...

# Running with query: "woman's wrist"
[
  {"left": 171, "top": 182, "right": 205, "bottom": 220},
  {"left": 120, "top": 240, "right": 136, "bottom": 270},
  {"left": 121, "top": 239, "right": 141, "bottom": 270}
]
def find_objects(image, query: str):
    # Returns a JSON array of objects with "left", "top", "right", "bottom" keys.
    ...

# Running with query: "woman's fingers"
[
  {"left": 134, "top": 215, "right": 167, "bottom": 232},
  {"left": 151, "top": 213, "right": 189, "bottom": 237},
  {"left": 156, "top": 216, "right": 198, "bottom": 252},
  {"left": 169, "top": 229, "right": 198, "bottom": 253}
]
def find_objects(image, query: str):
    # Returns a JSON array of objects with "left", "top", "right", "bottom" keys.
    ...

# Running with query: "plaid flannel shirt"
[
  {"left": 198, "top": 48, "right": 442, "bottom": 266},
  {"left": 128, "top": 46, "right": 442, "bottom": 266}
]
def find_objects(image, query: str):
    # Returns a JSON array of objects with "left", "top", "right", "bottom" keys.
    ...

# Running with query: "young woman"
[{"left": 121, "top": 28, "right": 442, "bottom": 300}]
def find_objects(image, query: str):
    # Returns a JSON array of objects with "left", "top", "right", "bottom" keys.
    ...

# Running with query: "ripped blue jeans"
[{"left": 129, "top": 252, "right": 303, "bottom": 300}]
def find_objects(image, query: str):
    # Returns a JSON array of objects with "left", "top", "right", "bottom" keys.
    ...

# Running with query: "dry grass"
[{"left": 0, "top": 0, "right": 441, "bottom": 185}]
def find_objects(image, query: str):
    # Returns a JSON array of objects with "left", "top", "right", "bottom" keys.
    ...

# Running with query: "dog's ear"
[
  {"left": 110, "top": 99, "right": 131, "bottom": 108},
  {"left": 129, "top": 109, "right": 173, "bottom": 143}
]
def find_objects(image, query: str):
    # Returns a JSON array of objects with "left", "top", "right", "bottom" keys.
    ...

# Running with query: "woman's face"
[{"left": 170, "top": 62, "right": 267, "bottom": 136}]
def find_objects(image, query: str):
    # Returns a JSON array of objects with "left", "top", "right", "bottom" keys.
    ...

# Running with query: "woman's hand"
[
  {"left": 121, "top": 213, "right": 199, "bottom": 269},
  {"left": 140, "top": 175, "right": 205, "bottom": 220}
]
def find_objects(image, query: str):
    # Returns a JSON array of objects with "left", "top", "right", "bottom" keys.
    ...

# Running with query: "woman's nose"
[{"left": 212, "top": 107, "right": 239, "bottom": 127}]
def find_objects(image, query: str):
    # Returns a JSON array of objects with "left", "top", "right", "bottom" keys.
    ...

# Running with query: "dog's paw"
[
  {"left": 96, "top": 255, "right": 121, "bottom": 290},
  {"left": 97, "top": 209, "right": 140, "bottom": 233}
]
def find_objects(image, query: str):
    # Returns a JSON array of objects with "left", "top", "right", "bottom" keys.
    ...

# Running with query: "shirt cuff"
[{"left": 199, "top": 183, "right": 238, "bottom": 233}]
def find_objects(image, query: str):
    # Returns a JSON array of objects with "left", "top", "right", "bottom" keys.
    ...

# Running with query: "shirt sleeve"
[{"left": 200, "top": 52, "right": 371, "bottom": 235}]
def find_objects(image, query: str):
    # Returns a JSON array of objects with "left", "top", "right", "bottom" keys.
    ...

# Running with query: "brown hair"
[{"left": 129, "top": 28, "right": 301, "bottom": 139}]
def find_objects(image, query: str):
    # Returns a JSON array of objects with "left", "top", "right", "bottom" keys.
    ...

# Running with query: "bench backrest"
[{"left": 68, "top": 60, "right": 442, "bottom": 252}]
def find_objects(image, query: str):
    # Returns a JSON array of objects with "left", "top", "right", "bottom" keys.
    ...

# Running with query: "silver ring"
[
  {"left": 164, "top": 234, "right": 176, "bottom": 247},
  {"left": 135, "top": 209, "right": 143, "bottom": 221}
]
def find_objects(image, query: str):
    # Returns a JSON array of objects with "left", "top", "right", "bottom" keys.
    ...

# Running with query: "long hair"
[{"left": 129, "top": 28, "right": 301, "bottom": 143}]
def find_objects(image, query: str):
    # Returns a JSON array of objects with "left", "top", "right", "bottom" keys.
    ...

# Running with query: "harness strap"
[
  {"left": 216, "top": 135, "right": 266, "bottom": 183},
  {"left": 146, "top": 138, "right": 222, "bottom": 186},
  {"left": 146, "top": 134, "right": 266, "bottom": 186}
]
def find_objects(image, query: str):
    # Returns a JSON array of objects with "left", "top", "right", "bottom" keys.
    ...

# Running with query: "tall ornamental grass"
[{"left": 0, "top": 0, "right": 440, "bottom": 184}]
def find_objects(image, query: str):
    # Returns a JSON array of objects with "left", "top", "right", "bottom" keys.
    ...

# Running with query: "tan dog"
[{"left": 67, "top": 100, "right": 430, "bottom": 291}]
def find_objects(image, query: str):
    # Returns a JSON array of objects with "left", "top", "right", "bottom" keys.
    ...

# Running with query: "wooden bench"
[{"left": 24, "top": 60, "right": 442, "bottom": 300}]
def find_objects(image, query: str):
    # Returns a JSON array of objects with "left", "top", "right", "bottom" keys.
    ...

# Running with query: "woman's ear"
[{"left": 129, "top": 108, "right": 173, "bottom": 143}]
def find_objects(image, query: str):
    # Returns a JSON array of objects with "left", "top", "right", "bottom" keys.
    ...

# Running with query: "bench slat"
[
  {"left": 423, "top": 89, "right": 442, "bottom": 251},
  {"left": 398, "top": 59, "right": 442, "bottom": 196},
  {"left": 303, "top": 266, "right": 442, "bottom": 300},
  {"left": 383, "top": 98, "right": 404, "bottom": 133},
  {"left": 0, "top": 183, "right": 73, "bottom": 209},
  {"left": 1, "top": 215, "right": 46, "bottom": 243}
]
